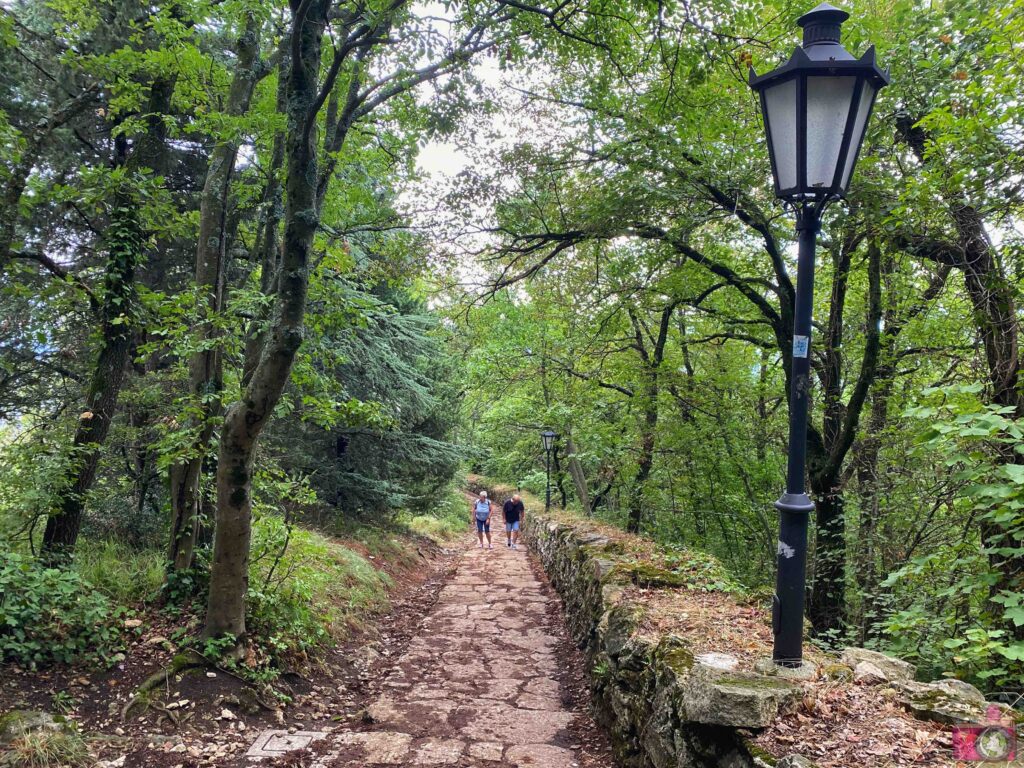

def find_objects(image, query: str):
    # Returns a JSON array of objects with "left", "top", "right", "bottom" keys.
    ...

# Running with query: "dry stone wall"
[{"left": 521, "top": 512, "right": 804, "bottom": 768}]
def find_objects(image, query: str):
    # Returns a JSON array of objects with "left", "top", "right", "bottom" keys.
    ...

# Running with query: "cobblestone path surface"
[{"left": 314, "top": 537, "right": 607, "bottom": 767}]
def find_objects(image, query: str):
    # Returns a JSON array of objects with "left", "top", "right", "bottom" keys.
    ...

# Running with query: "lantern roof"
[{"left": 749, "top": 4, "right": 890, "bottom": 89}]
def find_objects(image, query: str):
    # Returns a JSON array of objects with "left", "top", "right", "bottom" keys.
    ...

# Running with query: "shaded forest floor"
[{"left": 0, "top": 528, "right": 460, "bottom": 767}]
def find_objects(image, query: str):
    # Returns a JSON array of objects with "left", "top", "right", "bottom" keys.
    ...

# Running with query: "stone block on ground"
[
  {"left": 896, "top": 678, "right": 990, "bottom": 725},
  {"left": 754, "top": 658, "right": 818, "bottom": 681},
  {"left": 0, "top": 710, "right": 70, "bottom": 744},
  {"left": 777, "top": 755, "right": 819, "bottom": 768},
  {"left": 840, "top": 647, "right": 915, "bottom": 684},
  {"left": 681, "top": 663, "right": 802, "bottom": 728}
]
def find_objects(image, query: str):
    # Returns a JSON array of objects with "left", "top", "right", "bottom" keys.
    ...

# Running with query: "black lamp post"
[
  {"left": 749, "top": 3, "right": 888, "bottom": 667},
  {"left": 540, "top": 429, "right": 557, "bottom": 511}
]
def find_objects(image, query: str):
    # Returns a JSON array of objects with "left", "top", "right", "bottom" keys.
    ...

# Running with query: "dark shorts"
[{"left": 476, "top": 518, "right": 490, "bottom": 533}]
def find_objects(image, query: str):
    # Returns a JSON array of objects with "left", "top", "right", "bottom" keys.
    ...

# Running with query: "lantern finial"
[{"left": 798, "top": 4, "right": 852, "bottom": 58}]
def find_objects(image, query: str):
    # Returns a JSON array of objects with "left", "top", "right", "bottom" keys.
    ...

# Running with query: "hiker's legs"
[
  {"left": 505, "top": 523, "right": 513, "bottom": 546},
  {"left": 511, "top": 520, "right": 520, "bottom": 548},
  {"left": 476, "top": 519, "right": 486, "bottom": 547},
  {"left": 485, "top": 522, "right": 492, "bottom": 547}
]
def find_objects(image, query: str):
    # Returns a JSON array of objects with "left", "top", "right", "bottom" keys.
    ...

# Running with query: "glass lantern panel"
[
  {"left": 763, "top": 78, "right": 798, "bottom": 192},
  {"left": 805, "top": 75, "right": 857, "bottom": 190},
  {"left": 839, "top": 81, "right": 878, "bottom": 191}
]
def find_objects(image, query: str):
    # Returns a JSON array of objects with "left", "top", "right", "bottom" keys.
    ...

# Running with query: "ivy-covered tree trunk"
[
  {"left": 896, "top": 115, "right": 1024, "bottom": 638},
  {"left": 41, "top": 164, "right": 143, "bottom": 561},
  {"left": 625, "top": 303, "right": 675, "bottom": 534},
  {"left": 204, "top": 0, "right": 328, "bottom": 641},
  {"left": 167, "top": 17, "right": 263, "bottom": 574},
  {"left": 564, "top": 433, "right": 591, "bottom": 514},
  {"left": 627, "top": 380, "right": 658, "bottom": 534}
]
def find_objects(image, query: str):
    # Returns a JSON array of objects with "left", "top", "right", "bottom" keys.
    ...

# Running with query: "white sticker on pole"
[{"left": 793, "top": 335, "right": 809, "bottom": 358}]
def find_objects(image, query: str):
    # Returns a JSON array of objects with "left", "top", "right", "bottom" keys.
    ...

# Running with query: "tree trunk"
[
  {"left": 564, "top": 433, "right": 591, "bottom": 514},
  {"left": 168, "top": 16, "right": 263, "bottom": 574},
  {"left": 627, "top": 391, "right": 657, "bottom": 534},
  {"left": 625, "top": 303, "right": 675, "bottom": 534},
  {"left": 807, "top": 470, "right": 846, "bottom": 637},
  {"left": 41, "top": 161, "right": 144, "bottom": 561},
  {"left": 853, "top": 381, "right": 891, "bottom": 644},
  {"left": 242, "top": 37, "right": 289, "bottom": 388},
  {"left": 552, "top": 442, "right": 568, "bottom": 508},
  {"left": 39, "top": 72, "right": 175, "bottom": 561},
  {"left": 204, "top": 0, "right": 328, "bottom": 641}
]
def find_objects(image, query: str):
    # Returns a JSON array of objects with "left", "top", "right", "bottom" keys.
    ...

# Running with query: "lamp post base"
[{"left": 772, "top": 491, "right": 814, "bottom": 667}]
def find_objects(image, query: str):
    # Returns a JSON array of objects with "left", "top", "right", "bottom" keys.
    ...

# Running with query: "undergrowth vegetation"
[
  {"left": 0, "top": 554, "right": 126, "bottom": 668},
  {"left": 0, "top": 479, "right": 467, "bottom": 676},
  {"left": 403, "top": 490, "right": 470, "bottom": 542}
]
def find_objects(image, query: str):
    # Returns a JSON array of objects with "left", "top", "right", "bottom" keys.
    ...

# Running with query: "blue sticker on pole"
[{"left": 793, "top": 335, "right": 809, "bottom": 358}]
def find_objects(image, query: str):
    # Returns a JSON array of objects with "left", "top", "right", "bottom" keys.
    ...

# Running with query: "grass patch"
[
  {"left": 402, "top": 490, "right": 468, "bottom": 542},
  {"left": 246, "top": 516, "right": 394, "bottom": 666},
  {"left": 73, "top": 539, "right": 165, "bottom": 605},
  {"left": 2, "top": 728, "right": 91, "bottom": 767}
]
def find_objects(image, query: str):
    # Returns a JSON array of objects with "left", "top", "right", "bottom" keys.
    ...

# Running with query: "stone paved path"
[{"left": 313, "top": 537, "right": 598, "bottom": 767}]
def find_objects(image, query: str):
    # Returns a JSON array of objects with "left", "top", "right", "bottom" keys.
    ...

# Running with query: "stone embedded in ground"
[
  {"left": 411, "top": 738, "right": 465, "bottom": 764},
  {"left": 896, "top": 678, "right": 992, "bottom": 725},
  {"left": 696, "top": 652, "right": 740, "bottom": 671},
  {"left": 245, "top": 729, "right": 328, "bottom": 758},
  {"left": 523, "top": 677, "right": 561, "bottom": 697},
  {"left": 754, "top": 657, "right": 818, "bottom": 682},
  {"left": 852, "top": 661, "right": 888, "bottom": 685},
  {"left": 840, "top": 647, "right": 915, "bottom": 684},
  {"left": 505, "top": 743, "right": 577, "bottom": 767},
  {"left": 0, "top": 710, "right": 70, "bottom": 744},
  {"left": 776, "top": 755, "right": 818, "bottom": 768},
  {"left": 516, "top": 693, "right": 562, "bottom": 711},
  {"left": 680, "top": 662, "right": 802, "bottom": 728},
  {"left": 335, "top": 731, "right": 412, "bottom": 764},
  {"left": 468, "top": 741, "right": 505, "bottom": 761}
]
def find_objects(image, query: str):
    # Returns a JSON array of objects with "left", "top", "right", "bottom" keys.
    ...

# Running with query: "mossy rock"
[
  {"left": 654, "top": 635, "right": 695, "bottom": 677},
  {"left": 821, "top": 663, "right": 854, "bottom": 682},
  {"left": 742, "top": 738, "right": 780, "bottom": 766},
  {"left": 602, "top": 603, "right": 645, "bottom": 658},
  {"left": 0, "top": 710, "right": 70, "bottom": 745}
]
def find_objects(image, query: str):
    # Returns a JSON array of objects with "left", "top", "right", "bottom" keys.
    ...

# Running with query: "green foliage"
[
  {"left": 402, "top": 489, "right": 470, "bottom": 542},
  {"left": 72, "top": 539, "right": 165, "bottom": 605},
  {"left": 876, "top": 388, "right": 1024, "bottom": 687},
  {"left": 244, "top": 515, "right": 392, "bottom": 668},
  {"left": 0, "top": 553, "right": 125, "bottom": 668}
]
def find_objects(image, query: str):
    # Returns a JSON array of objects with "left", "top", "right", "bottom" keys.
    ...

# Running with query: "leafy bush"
[
  {"left": 0, "top": 553, "right": 125, "bottom": 667},
  {"left": 881, "top": 388, "right": 1024, "bottom": 689}
]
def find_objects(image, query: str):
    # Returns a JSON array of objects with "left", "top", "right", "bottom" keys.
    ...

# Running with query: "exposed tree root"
[
  {"left": 120, "top": 648, "right": 280, "bottom": 724},
  {"left": 121, "top": 650, "right": 206, "bottom": 721}
]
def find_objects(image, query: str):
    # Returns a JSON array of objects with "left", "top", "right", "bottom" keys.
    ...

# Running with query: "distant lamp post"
[
  {"left": 540, "top": 429, "right": 557, "bottom": 511},
  {"left": 749, "top": 3, "right": 889, "bottom": 667}
]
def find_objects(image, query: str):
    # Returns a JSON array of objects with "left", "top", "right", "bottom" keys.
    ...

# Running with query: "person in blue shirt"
[{"left": 470, "top": 491, "right": 493, "bottom": 550}]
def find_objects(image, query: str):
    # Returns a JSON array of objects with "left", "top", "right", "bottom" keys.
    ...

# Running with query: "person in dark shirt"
[{"left": 502, "top": 494, "right": 525, "bottom": 550}]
